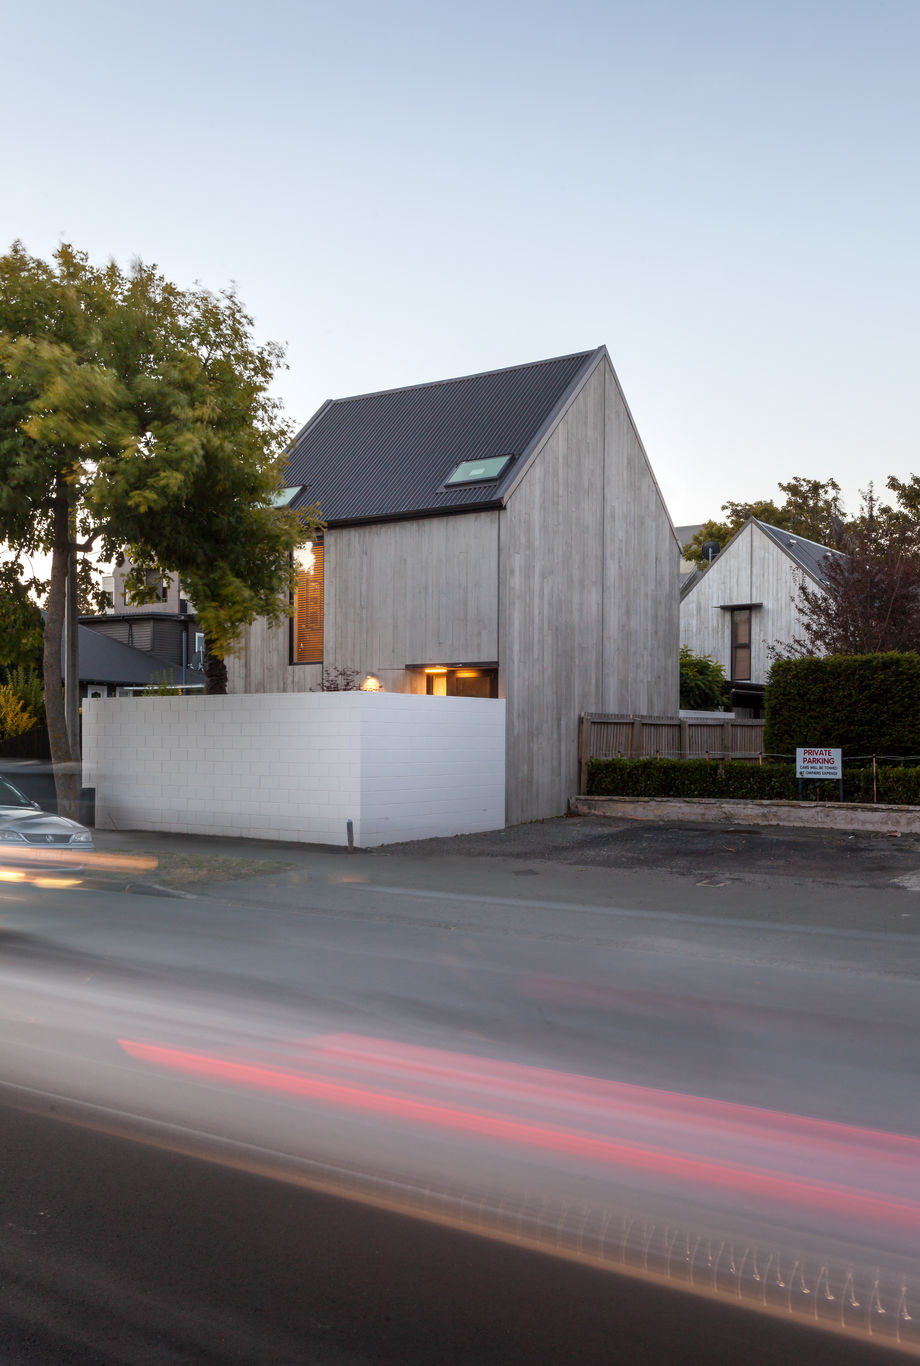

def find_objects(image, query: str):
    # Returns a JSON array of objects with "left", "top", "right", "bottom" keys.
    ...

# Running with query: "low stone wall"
[
  {"left": 83, "top": 692, "right": 505, "bottom": 847},
  {"left": 570, "top": 794, "right": 920, "bottom": 835}
]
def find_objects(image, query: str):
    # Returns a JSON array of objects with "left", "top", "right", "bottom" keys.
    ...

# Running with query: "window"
[
  {"left": 292, "top": 543, "right": 324, "bottom": 663},
  {"left": 444, "top": 454, "right": 514, "bottom": 486},
  {"left": 731, "top": 608, "right": 751, "bottom": 681},
  {"left": 144, "top": 569, "right": 168, "bottom": 602},
  {"left": 425, "top": 668, "right": 498, "bottom": 698}
]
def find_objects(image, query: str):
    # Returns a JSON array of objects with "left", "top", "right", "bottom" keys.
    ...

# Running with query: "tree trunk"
[
  {"left": 203, "top": 637, "right": 228, "bottom": 695},
  {"left": 44, "top": 491, "right": 80, "bottom": 819}
]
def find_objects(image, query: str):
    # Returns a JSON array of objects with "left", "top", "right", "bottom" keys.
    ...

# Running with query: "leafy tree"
[
  {"left": 682, "top": 478, "right": 844, "bottom": 563},
  {"left": 775, "top": 476, "right": 844, "bottom": 546},
  {"left": 0, "top": 242, "right": 320, "bottom": 815},
  {"left": 0, "top": 560, "right": 44, "bottom": 671},
  {"left": 681, "top": 519, "right": 733, "bottom": 564},
  {"left": 679, "top": 645, "right": 727, "bottom": 710},
  {"left": 777, "top": 486, "right": 920, "bottom": 658}
]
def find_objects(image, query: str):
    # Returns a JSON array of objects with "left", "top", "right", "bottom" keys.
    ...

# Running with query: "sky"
[{"left": 2, "top": 0, "right": 918, "bottom": 527}]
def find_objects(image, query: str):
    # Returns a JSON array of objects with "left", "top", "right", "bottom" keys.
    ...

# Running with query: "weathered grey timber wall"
[
  {"left": 500, "top": 356, "right": 679, "bottom": 826},
  {"left": 679, "top": 520, "right": 814, "bottom": 686},
  {"left": 324, "top": 512, "right": 499, "bottom": 692},
  {"left": 226, "top": 511, "right": 499, "bottom": 695}
]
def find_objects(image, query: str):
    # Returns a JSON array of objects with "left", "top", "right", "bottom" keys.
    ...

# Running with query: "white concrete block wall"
[{"left": 82, "top": 693, "right": 505, "bottom": 847}]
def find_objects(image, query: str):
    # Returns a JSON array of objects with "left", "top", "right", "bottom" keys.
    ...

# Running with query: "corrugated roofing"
[
  {"left": 73, "top": 625, "right": 204, "bottom": 687},
  {"left": 754, "top": 520, "right": 843, "bottom": 583},
  {"left": 284, "top": 348, "right": 601, "bottom": 525}
]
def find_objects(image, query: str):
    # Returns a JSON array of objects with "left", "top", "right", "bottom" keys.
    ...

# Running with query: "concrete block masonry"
[{"left": 82, "top": 692, "right": 505, "bottom": 847}]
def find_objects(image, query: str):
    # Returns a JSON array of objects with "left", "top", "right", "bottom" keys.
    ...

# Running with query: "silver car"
[{"left": 0, "top": 774, "right": 95, "bottom": 869}]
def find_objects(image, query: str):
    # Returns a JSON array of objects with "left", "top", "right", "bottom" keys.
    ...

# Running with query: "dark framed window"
[
  {"left": 425, "top": 668, "right": 498, "bottom": 698},
  {"left": 291, "top": 543, "right": 324, "bottom": 664},
  {"left": 731, "top": 608, "right": 751, "bottom": 681}
]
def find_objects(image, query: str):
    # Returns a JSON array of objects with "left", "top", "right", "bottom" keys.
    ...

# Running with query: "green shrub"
[
  {"left": 764, "top": 654, "right": 920, "bottom": 757},
  {"left": 679, "top": 645, "right": 727, "bottom": 711},
  {"left": 585, "top": 757, "right": 920, "bottom": 805},
  {"left": 0, "top": 684, "right": 37, "bottom": 741},
  {"left": 140, "top": 674, "right": 182, "bottom": 696},
  {"left": 2, "top": 665, "right": 44, "bottom": 723}
]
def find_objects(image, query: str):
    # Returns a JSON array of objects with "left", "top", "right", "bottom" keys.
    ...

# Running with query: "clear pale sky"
[{"left": 2, "top": 0, "right": 917, "bottom": 525}]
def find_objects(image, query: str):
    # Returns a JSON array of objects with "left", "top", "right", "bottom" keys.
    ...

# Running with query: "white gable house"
[
  {"left": 228, "top": 347, "right": 680, "bottom": 823},
  {"left": 679, "top": 518, "right": 842, "bottom": 716}
]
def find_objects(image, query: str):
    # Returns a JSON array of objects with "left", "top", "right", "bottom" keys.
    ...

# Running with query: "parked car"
[{"left": 0, "top": 775, "right": 95, "bottom": 871}]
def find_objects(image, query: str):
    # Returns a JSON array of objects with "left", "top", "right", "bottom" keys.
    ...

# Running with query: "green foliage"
[
  {"left": 0, "top": 561, "right": 43, "bottom": 670},
  {"left": 0, "top": 683, "right": 37, "bottom": 741},
  {"left": 587, "top": 757, "right": 800, "bottom": 799},
  {"left": 683, "top": 477, "right": 844, "bottom": 564},
  {"left": 2, "top": 664, "right": 44, "bottom": 723},
  {"left": 140, "top": 674, "right": 182, "bottom": 696},
  {"left": 678, "top": 645, "right": 726, "bottom": 711},
  {"left": 585, "top": 757, "right": 920, "bottom": 805},
  {"left": 0, "top": 241, "right": 322, "bottom": 651},
  {"left": 681, "top": 519, "right": 732, "bottom": 563},
  {"left": 764, "top": 654, "right": 920, "bottom": 757},
  {"left": 0, "top": 240, "right": 322, "bottom": 806}
]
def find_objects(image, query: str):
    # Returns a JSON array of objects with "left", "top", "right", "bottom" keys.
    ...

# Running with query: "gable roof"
[
  {"left": 680, "top": 517, "right": 843, "bottom": 601},
  {"left": 754, "top": 519, "right": 843, "bottom": 583},
  {"left": 283, "top": 348, "right": 603, "bottom": 526},
  {"left": 74, "top": 624, "right": 204, "bottom": 688}
]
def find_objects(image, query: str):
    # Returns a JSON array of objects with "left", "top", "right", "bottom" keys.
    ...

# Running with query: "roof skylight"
[
  {"left": 270, "top": 487, "right": 303, "bottom": 508},
  {"left": 444, "top": 454, "right": 514, "bottom": 487}
]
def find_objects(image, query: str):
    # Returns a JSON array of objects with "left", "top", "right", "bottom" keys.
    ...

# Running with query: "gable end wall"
[{"left": 501, "top": 358, "right": 678, "bottom": 825}]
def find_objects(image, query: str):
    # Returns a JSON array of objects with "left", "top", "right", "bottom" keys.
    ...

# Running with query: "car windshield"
[{"left": 0, "top": 776, "right": 35, "bottom": 809}]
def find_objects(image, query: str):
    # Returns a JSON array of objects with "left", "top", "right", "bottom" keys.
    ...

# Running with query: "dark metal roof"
[
  {"left": 680, "top": 519, "right": 843, "bottom": 601},
  {"left": 284, "top": 348, "right": 602, "bottom": 525},
  {"left": 73, "top": 625, "right": 204, "bottom": 687},
  {"left": 753, "top": 520, "right": 844, "bottom": 584}
]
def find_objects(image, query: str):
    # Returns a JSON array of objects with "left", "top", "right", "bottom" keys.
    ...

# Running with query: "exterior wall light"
[{"left": 360, "top": 674, "right": 383, "bottom": 691}]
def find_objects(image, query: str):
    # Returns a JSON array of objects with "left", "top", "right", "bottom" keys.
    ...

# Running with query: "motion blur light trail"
[
  {"left": 119, "top": 1034, "right": 920, "bottom": 1240},
  {"left": 0, "top": 848, "right": 157, "bottom": 889},
  {"left": 0, "top": 849, "right": 157, "bottom": 873}
]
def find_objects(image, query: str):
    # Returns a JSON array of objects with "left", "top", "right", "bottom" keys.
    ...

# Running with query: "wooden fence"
[
  {"left": 577, "top": 713, "right": 765, "bottom": 794},
  {"left": 0, "top": 723, "right": 51, "bottom": 761}
]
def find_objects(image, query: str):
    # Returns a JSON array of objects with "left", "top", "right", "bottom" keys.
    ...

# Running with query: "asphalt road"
[{"left": 1, "top": 818, "right": 919, "bottom": 1362}]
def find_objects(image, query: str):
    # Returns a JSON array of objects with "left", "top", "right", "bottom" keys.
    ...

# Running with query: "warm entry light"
[
  {"left": 424, "top": 667, "right": 448, "bottom": 674},
  {"left": 360, "top": 675, "right": 382, "bottom": 691}
]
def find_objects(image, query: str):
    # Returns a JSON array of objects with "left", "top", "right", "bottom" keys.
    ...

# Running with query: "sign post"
[{"left": 796, "top": 747, "right": 843, "bottom": 802}]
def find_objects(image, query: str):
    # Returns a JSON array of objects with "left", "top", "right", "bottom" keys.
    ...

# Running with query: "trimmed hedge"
[
  {"left": 585, "top": 757, "right": 920, "bottom": 805},
  {"left": 764, "top": 653, "right": 920, "bottom": 757}
]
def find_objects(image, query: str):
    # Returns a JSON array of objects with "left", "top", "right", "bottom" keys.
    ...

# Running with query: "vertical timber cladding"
[
  {"left": 501, "top": 362, "right": 607, "bottom": 826},
  {"left": 678, "top": 520, "right": 809, "bottom": 686},
  {"left": 501, "top": 357, "right": 679, "bottom": 826},
  {"left": 323, "top": 512, "right": 500, "bottom": 694}
]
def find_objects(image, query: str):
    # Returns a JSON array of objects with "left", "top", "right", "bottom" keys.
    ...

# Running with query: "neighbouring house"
[
  {"left": 76, "top": 624, "right": 204, "bottom": 697},
  {"left": 674, "top": 523, "right": 703, "bottom": 585},
  {"left": 228, "top": 346, "right": 680, "bottom": 824},
  {"left": 81, "top": 557, "right": 205, "bottom": 685},
  {"left": 679, "top": 518, "right": 842, "bottom": 717}
]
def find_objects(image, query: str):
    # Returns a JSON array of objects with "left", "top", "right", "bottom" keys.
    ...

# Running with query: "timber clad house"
[
  {"left": 679, "top": 518, "right": 842, "bottom": 717},
  {"left": 228, "top": 347, "right": 680, "bottom": 824}
]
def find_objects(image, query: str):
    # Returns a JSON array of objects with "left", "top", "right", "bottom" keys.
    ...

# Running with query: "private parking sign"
[{"left": 796, "top": 747, "right": 842, "bottom": 779}]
